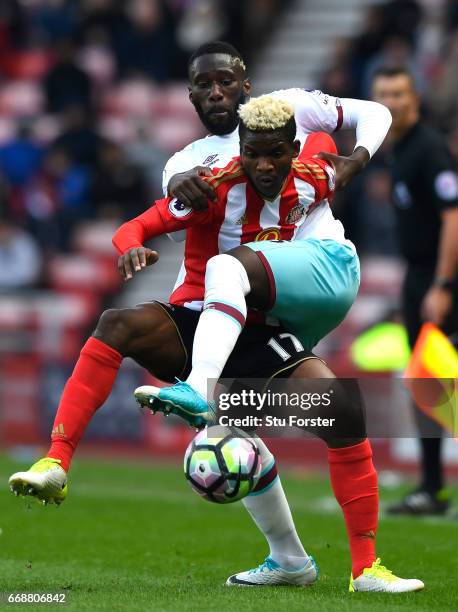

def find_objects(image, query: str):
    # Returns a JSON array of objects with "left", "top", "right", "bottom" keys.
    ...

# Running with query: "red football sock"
[
  {"left": 47, "top": 337, "right": 123, "bottom": 472},
  {"left": 328, "top": 439, "right": 378, "bottom": 578}
]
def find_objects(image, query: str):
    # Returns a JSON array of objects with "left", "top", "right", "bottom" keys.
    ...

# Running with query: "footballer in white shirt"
[{"left": 163, "top": 41, "right": 391, "bottom": 210}]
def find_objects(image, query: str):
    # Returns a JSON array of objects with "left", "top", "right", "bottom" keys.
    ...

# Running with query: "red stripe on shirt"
[{"left": 278, "top": 174, "right": 297, "bottom": 240}]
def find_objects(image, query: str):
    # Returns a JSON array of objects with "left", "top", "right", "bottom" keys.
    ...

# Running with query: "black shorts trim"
[
  {"left": 262, "top": 355, "right": 327, "bottom": 392},
  {"left": 154, "top": 301, "right": 189, "bottom": 379}
]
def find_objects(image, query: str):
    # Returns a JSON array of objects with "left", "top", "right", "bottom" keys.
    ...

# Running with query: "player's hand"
[
  {"left": 421, "top": 286, "right": 453, "bottom": 326},
  {"left": 118, "top": 248, "right": 159, "bottom": 281},
  {"left": 317, "top": 146, "right": 369, "bottom": 189},
  {"left": 168, "top": 166, "right": 216, "bottom": 211}
]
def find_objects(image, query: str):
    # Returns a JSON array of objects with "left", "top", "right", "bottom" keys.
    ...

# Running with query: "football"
[{"left": 184, "top": 426, "right": 262, "bottom": 503}]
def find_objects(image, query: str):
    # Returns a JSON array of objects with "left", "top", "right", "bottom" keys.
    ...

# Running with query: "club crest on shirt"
[
  {"left": 255, "top": 227, "right": 281, "bottom": 241},
  {"left": 285, "top": 203, "right": 305, "bottom": 224},
  {"left": 202, "top": 154, "right": 219, "bottom": 166},
  {"left": 168, "top": 198, "right": 192, "bottom": 218}
]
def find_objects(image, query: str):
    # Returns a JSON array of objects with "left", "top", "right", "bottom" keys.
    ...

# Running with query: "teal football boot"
[{"left": 134, "top": 381, "right": 215, "bottom": 428}]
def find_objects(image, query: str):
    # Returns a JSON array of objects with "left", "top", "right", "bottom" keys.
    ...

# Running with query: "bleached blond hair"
[{"left": 238, "top": 96, "right": 294, "bottom": 132}]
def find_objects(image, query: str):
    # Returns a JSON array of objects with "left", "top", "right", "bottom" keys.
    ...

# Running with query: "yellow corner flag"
[{"left": 404, "top": 323, "right": 458, "bottom": 438}]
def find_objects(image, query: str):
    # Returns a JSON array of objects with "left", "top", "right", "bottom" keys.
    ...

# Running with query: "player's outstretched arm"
[
  {"left": 290, "top": 89, "right": 392, "bottom": 158},
  {"left": 331, "top": 97, "right": 392, "bottom": 187},
  {"left": 279, "top": 90, "right": 391, "bottom": 187},
  {"left": 339, "top": 97, "right": 392, "bottom": 156},
  {"left": 317, "top": 97, "right": 391, "bottom": 188}
]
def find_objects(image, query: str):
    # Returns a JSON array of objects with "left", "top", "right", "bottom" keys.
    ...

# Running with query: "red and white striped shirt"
[{"left": 113, "top": 155, "right": 352, "bottom": 311}]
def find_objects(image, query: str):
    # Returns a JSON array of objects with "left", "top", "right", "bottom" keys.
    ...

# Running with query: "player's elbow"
[{"left": 375, "top": 101, "right": 392, "bottom": 128}]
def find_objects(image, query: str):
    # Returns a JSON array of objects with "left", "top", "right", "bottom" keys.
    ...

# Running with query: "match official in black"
[{"left": 372, "top": 67, "right": 458, "bottom": 515}]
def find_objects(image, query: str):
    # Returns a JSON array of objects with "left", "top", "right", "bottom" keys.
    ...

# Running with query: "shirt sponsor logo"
[
  {"left": 285, "top": 203, "right": 305, "bottom": 224},
  {"left": 434, "top": 171, "right": 458, "bottom": 201},
  {"left": 255, "top": 227, "right": 281, "bottom": 241},
  {"left": 393, "top": 181, "right": 412, "bottom": 209},
  {"left": 202, "top": 154, "right": 219, "bottom": 166},
  {"left": 168, "top": 198, "right": 192, "bottom": 218}
]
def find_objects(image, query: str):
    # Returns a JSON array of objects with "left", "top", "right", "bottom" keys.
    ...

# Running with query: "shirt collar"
[{"left": 207, "top": 125, "right": 239, "bottom": 140}]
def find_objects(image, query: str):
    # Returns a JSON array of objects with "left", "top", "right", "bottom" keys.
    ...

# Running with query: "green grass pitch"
[{"left": 0, "top": 455, "right": 457, "bottom": 611}]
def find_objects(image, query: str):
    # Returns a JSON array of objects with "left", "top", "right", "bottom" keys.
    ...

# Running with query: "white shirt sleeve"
[
  {"left": 339, "top": 97, "right": 392, "bottom": 158},
  {"left": 271, "top": 88, "right": 342, "bottom": 134},
  {"left": 271, "top": 88, "right": 391, "bottom": 158}
]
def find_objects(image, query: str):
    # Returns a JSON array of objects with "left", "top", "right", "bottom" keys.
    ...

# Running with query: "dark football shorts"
[
  {"left": 155, "top": 302, "right": 365, "bottom": 439},
  {"left": 156, "top": 301, "right": 320, "bottom": 383}
]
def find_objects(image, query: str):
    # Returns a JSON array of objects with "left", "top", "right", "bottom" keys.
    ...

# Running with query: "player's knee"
[
  {"left": 205, "top": 254, "right": 250, "bottom": 293},
  {"left": 94, "top": 308, "right": 136, "bottom": 353},
  {"left": 327, "top": 380, "right": 367, "bottom": 440},
  {"left": 302, "top": 378, "right": 366, "bottom": 443},
  {"left": 206, "top": 253, "right": 238, "bottom": 277}
]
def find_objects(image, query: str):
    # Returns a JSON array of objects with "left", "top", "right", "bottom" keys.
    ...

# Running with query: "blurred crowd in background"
[{"left": 0, "top": 0, "right": 456, "bottom": 291}]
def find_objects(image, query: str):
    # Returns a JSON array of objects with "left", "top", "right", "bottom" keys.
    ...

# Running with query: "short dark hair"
[
  {"left": 372, "top": 66, "right": 417, "bottom": 89},
  {"left": 239, "top": 115, "right": 297, "bottom": 144},
  {"left": 188, "top": 41, "right": 246, "bottom": 72}
]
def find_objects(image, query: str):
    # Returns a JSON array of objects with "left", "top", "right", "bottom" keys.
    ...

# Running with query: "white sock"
[
  {"left": 187, "top": 255, "right": 250, "bottom": 400},
  {"left": 242, "top": 436, "right": 308, "bottom": 570}
]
